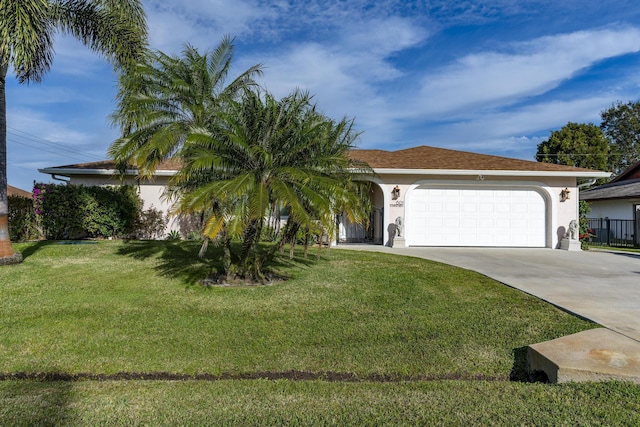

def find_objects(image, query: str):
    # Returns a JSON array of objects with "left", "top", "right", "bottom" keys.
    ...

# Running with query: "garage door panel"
[
  {"left": 462, "top": 203, "right": 477, "bottom": 213},
  {"left": 461, "top": 218, "right": 476, "bottom": 228},
  {"left": 409, "top": 187, "right": 546, "bottom": 247},
  {"left": 428, "top": 217, "right": 443, "bottom": 227},
  {"left": 446, "top": 202, "right": 460, "bottom": 212},
  {"left": 428, "top": 202, "right": 443, "bottom": 212}
]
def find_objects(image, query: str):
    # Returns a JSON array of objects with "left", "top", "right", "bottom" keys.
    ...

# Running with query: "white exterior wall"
[
  {"left": 373, "top": 174, "right": 578, "bottom": 249},
  {"left": 66, "top": 170, "right": 588, "bottom": 247},
  {"left": 587, "top": 200, "right": 638, "bottom": 220}
]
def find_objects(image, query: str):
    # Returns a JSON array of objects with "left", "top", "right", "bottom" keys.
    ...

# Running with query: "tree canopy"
[
  {"left": 0, "top": 0, "right": 148, "bottom": 263},
  {"left": 174, "top": 89, "right": 371, "bottom": 281},
  {"left": 535, "top": 122, "right": 610, "bottom": 171},
  {"left": 536, "top": 100, "right": 640, "bottom": 178},
  {"left": 600, "top": 100, "right": 640, "bottom": 175},
  {"left": 109, "top": 36, "right": 263, "bottom": 176}
]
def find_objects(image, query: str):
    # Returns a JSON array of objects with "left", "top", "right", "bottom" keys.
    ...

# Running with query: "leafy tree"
[
  {"left": 535, "top": 122, "right": 610, "bottom": 171},
  {"left": 0, "top": 0, "right": 147, "bottom": 264},
  {"left": 109, "top": 36, "right": 263, "bottom": 176},
  {"left": 600, "top": 100, "right": 640, "bottom": 175},
  {"left": 173, "top": 89, "right": 371, "bottom": 282}
]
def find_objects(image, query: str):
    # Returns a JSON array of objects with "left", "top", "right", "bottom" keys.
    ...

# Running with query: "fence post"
[
  {"left": 605, "top": 217, "right": 611, "bottom": 246},
  {"left": 633, "top": 206, "right": 640, "bottom": 246}
]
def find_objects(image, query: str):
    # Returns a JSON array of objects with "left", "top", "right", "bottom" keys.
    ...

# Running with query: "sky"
[{"left": 6, "top": 0, "right": 640, "bottom": 191}]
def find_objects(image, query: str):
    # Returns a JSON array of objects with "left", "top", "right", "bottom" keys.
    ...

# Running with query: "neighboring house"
[
  {"left": 580, "top": 160, "right": 640, "bottom": 246},
  {"left": 8, "top": 185, "right": 32, "bottom": 198},
  {"left": 40, "top": 145, "right": 609, "bottom": 249},
  {"left": 580, "top": 160, "right": 640, "bottom": 221}
]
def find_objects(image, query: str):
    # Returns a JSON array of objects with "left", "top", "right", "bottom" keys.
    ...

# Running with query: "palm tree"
[
  {"left": 108, "top": 36, "right": 263, "bottom": 176},
  {"left": 108, "top": 37, "right": 263, "bottom": 278},
  {"left": 0, "top": 0, "right": 148, "bottom": 264},
  {"left": 173, "top": 89, "right": 371, "bottom": 282}
]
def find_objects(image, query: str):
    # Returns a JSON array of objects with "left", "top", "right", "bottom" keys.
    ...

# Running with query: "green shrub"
[
  {"left": 8, "top": 195, "right": 41, "bottom": 241},
  {"left": 34, "top": 184, "right": 85, "bottom": 239},
  {"left": 186, "top": 230, "right": 202, "bottom": 241},
  {"left": 81, "top": 186, "right": 140, "bottom": 238},
  {"left": 579, "top": 200, "right": 592, "bottom": 250},
  {"left": 166, "top": 230, "right": 181, "bottom": 241},
  {"left": 178, "top": 213, "right": 204, "bottom": 238},
  {"left": 134, "top": 206, "right": 167, "bottom": 240},
  {"left": 33, "top": 183, "right": 142, "bottom": 239}
]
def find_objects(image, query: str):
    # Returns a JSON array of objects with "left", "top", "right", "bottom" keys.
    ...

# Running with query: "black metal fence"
[{"left": 585, "top": 218, "right": 639, "bottom": 247}]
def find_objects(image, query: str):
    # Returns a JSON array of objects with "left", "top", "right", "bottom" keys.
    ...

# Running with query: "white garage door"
[{"left": 408, "top": 187, "right": 546, "bottom": 247}]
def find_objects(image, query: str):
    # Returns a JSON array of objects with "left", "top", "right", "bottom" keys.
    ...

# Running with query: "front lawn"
[{"left": 0, "top": 240, "right": 637, "bottom": 425}]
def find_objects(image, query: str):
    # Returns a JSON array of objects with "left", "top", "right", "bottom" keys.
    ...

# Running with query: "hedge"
[
  {"left": 8, "top": 195, "right": 41, "bottom": 241},
  {"left": 33, "top": 183, "right": 142, "bottom": 240}
]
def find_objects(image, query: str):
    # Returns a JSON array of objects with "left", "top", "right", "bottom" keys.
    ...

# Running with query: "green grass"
[
  {"left": 590, "top": 245, "right": 640, "bottom": 253},
  {"left": 0, "top": 240, "right": 638, "bottom": 425},
  {"left": 2, "top": 380, "right": 639, "bottom": 426}
]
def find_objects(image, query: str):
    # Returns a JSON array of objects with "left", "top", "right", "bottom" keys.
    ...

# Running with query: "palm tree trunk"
[
  {"left": 239, "top": 219, "right": 262, "bottom": 278},
  {"left": 317, "top": 229, "right": 324, "bottom": 259},
  {"left": 303, "top": 226, "right": 310, "bottom": 258},
  {"left": 0, "top": 64, "right": 22, "bottom": 264},
  {"left": 222, "top": 226, "right": 232, "bottom": 280}
]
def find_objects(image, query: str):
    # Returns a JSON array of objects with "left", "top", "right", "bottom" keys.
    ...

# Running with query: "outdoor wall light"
[
  {"left": 392, "top": 185, "right": 401, "bottom": 200},
  {"left": 560, "top": 187, "right": 571, "bottom": 202}
]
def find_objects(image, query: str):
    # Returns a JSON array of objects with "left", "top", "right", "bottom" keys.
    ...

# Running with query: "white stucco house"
[
  {"left": 580, "top": 160, "right": 640, "bottom": 246},
  {"left": 40, "top": 145, "right": 609, "bottom": 249},
  {"left": 580, "top": 160, "right": 640, "bottom": 221}
]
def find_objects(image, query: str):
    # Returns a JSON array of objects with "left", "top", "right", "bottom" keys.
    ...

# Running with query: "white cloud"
[
  {"left": 341, "top": 16, "right": 430, "bottom": 56},
  {"left": 240, "top": 15, "right": 428, "bottom": 147},
  {"left": 253, "top": 42, "right": 400, "bottom": 146},
  {"left": 8, "top": 109, "right": 89, "bottom": 145},
  {"left": 9, "top": 84, "right": 94, "bottom": 107},
  {"left": 143, "top": 0, "right": 273, "bottom": 52},
  {"left": 7, "top": 0, "right": 640, "bottom": 191},
  {"left": 49, "top": 35, "right": 112, "bottom": 78},
  {"left": 414, "top": 27, "right": 640, "bottom": 117},
  {"left": 402, "top": 94, "right": 619, "bottom": 159}
]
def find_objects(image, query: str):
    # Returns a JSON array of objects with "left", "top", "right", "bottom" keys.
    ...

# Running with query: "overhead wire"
[{"left": 7, "top": 126, "right": 106, "bottom": 163}]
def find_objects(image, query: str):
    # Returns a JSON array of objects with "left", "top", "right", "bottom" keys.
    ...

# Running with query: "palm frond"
[{"left": 1, "top": 0, "right": 54, "bottom": 83}]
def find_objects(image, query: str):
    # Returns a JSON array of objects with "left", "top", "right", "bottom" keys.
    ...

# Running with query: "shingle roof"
[
  {"left": 41, "top": 146, "right": 607, "bottom": 176},
  {"left": 7, "top": 185, "right": 32, "bottom": 198},
  {"left": 580, "top": 179, "right": 640, "bottom": 201},
  {"left": 610, "top": 159, "right": 640, "bottom": 183},
  {"left": 349, "top": 146, "right": 601, "bottom": 172}
]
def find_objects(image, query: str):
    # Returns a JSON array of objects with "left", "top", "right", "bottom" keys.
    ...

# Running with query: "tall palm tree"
[
  {"left": 108, "top": 36, "right": 263, "bottom": 177},
  {"left": 0, "top": 0, "right": 148, "bottom": 264},
  {"left": 173, "top": 89, "right": 371, "bottom": 282}
]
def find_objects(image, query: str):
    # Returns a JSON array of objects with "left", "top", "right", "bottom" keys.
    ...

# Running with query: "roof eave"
[
  {"left": 367, "top": 168, "right": 611, "bottom": 178},
  {"left": 42, "top": 167, "right": 611, "bottom": 180},
  {"left": 581, "top": 195, "right": 640, "bottom": 201},
  {"left": 38, "top": 168, "right": 178, "bottom": 177}
]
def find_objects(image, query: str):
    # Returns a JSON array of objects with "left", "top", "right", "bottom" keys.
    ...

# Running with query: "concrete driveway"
[{"left": 339, "top": 245, "right": 640, "bottom": 343}]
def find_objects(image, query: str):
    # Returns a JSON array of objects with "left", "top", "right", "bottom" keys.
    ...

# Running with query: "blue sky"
[{"left": 6, "top": 0, "right": 640, "bottom": 191}]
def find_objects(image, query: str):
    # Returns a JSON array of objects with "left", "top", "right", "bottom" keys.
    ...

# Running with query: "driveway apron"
[{"left": 340, "top": 246, "right": 640, "bottom": 343}]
